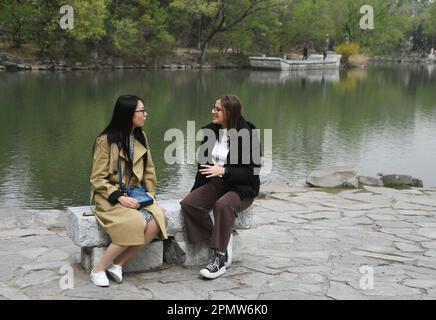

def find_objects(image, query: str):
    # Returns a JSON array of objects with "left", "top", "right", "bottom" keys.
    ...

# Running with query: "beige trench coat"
[{"left": 90, "top": 133, "right": 168, "bottom": 246}]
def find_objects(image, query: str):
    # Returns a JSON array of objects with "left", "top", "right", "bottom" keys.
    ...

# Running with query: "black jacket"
[{"left": 191, "top": 116, "right": 261, "bottom": 200}]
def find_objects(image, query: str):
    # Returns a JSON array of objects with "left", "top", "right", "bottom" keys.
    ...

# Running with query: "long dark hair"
[
  {"left": 99, "top": 95, "right": 147, "bottom": 175},
  {"left": 219, "top": 95, "right": 242, "bottom": 129}
]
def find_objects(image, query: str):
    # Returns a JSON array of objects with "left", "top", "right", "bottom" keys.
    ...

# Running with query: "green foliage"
[
  {"left": 214, "top": 5, "right": 283, "bottom": 55},
  {"left": 111, "top": 18, "right": 142, "bottom": 57},
  {"left": 107, "top": 0, "right": 174, "bottom": 60},
  {"left": 0, "top": 0, "right": 33, "bottom": 48},
  {"left": 423, "top": 2, "right": 436, "bottom": 47},
  {"left": 335, "top": 42, "right": 360, "bottom": 63},
  {"left": 67, "top": 0, "right": 107, "bottom": 42},
  {"left": 282, "top": 0, "right": 334, "bottom": 51},
  {"left": 0, "top": 0, "right": 435, "bottom": 60},
  {"left": 170, "top": 0, "right": 285, "bottom": 63}
]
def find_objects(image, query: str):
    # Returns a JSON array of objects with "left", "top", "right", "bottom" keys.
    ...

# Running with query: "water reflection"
[
  {"left": 334, "top": 68, "right": 368, "bottom": 91},
  {"left": 0, "top": 66, "right": 436, "bottom": 209},
  {"left": 248, "top": 69, "right": 340, "bottom": 85},
  {"left": 426, "top": 64, "right": 436, "bottom": 77}
]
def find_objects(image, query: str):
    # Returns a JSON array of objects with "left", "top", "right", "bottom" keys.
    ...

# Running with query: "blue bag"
[{"left": 118, "top": 155, "right": 154, "bottom": 209}]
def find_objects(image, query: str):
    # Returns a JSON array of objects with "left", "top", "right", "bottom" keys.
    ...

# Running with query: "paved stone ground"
[{"left": 1, "top": 181, "right": 436, "bottom": 300}]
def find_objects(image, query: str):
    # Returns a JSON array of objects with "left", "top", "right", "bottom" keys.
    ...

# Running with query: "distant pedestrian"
[
  {"left": 303, "top": 45, "right": 308, "bottom": 60},
  {"left": 323, "top": 48, "right": 327, "bottom": 61}
]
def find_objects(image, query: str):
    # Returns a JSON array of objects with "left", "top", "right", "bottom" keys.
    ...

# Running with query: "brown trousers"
[{"left": 180, "top": 177, "right": 254, "bottom": 252}]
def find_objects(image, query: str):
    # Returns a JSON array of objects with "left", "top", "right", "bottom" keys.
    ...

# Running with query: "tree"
[
  {"left": 423, "top": 1, "right": 436, "bottom": 49},
  {"left": 171, "top": 0, "right": 286, "bottom": 65},
  {"left": 214, "top": 5, "right": 283, "bottom": 56},
  {"left": 29, "top": 0, "right": 71, "bottom": 56},
  {"left": 0, "top": 0, "right": 33, "bottom": 48},
  {"left": 329, "top": 0, "right": 414, "bottom": 54},
  {"left": 282, "top": 0, "right": 334, "bottom": 52},
  {"left": 67, "top": 0, "right": 107, "bottom": 42},
  {"left": 106, "top": 0, "right": 174, "bottom": 60},
  {"left": 111, "top": 18, "right": 143, "bottom": 57}
]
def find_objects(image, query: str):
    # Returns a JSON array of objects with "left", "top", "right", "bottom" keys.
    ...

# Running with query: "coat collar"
[
  {"left": 118, "top": 139, "right": 147, "bottom": 164},
  {"left": 108, "top": 132, "right": 147, "bottom": 164}
]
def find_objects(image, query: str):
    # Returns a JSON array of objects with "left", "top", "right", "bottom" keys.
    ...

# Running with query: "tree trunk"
[
  {"left": 197, "top": 14, "right": 202, "bottom": 50},
  {"left": 12, "top": 34, "right": 22, "bottom": 48},
  {"left": 345, "top": 24, "right": 352, "bottom": 42},
  {"left": 12, "top": 23, "right": 23, "bottom": 48},
  {"left": 199, "top": 27, "right": 220, "bottom": 65},
  {"left": 199, "top": 41, "right": 209, "bottom": 65}
]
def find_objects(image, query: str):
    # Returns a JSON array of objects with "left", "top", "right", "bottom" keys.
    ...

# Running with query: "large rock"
[
  {"left": 81, "top": 241, "right": 163, "bottom": 273},
  {"left": 357, "top": 176, "right": 384, "bottom": 187},
  {"left": 163, "top": 231, "right": 241, "bottom": 267},
  {"left": 234, "top": 207, "right": 254, "bottom": 229},
  {"left": 343, "top": 177, "right": 359, "bottom": 189},
  {"left": 306, "top": 166, "right": 357, "bottom": 188},
  {"left": 67, "top": 201, "right": 254, "bottom": 248},
  {"left": 66, "top": 206, "right": 110, "bottom": 247},
  {"left": 67, "top": 199, "right": 252, "bottom": 268},
  {"left": 161, "top": 199, "right": 253, "bottom": 237},
  {"left": 163, "top": 200, "right": 185, "bottom": 237},
  {"left": 381, "top": 174, "right": 423, "bottom": 188}
]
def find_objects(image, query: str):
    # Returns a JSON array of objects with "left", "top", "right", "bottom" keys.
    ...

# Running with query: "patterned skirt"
[{"left": 141, "top": 209, "right": 154, "bottom": 222}]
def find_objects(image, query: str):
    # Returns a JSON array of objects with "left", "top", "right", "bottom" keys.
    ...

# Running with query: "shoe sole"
[
  {"left": 226, "top": 235, "right": 233, "bottom": 268},
  {"left": 107, "top": 270, "right": 122, "bottom": 284},
  {"left": 225, "top": 252, "right": 233, "bottom": 268},
  {"left": 199, "top": 266, "right": 226, "bottom": 279},
  {"left": 90, "top": 278, "right": 109, "bottom": 287}
]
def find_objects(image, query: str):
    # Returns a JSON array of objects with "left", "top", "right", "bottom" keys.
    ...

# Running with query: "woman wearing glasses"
[
  {"left": 181, "top": 94, "right": 260, "bottom": 279},
  {"left": 89, "top": 95, "right": 168, "bottom": 287}
]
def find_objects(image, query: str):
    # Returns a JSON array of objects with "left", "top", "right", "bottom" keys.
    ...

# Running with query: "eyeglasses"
[
  {"left": 135, "top": 109, "right": 146, "bottom": 115},
  {"left": 211, "top": 104, "right": 223, "bottom": 114}
]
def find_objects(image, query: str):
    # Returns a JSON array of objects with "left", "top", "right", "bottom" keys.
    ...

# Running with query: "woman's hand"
[
  {"left": 199, "top": 164, "right": 225, "bottom": 178},
  {"left": 118, "top": 196, "right": 140, "bottom": 209}
]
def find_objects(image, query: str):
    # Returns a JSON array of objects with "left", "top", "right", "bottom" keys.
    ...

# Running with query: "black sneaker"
[{"left": 199, "top": 254, "right": 226, "bottom": 279}]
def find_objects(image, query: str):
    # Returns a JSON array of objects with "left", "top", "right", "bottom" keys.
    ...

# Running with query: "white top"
[{"left": 211, "top": 129, "right": 229, "bottom": 167}]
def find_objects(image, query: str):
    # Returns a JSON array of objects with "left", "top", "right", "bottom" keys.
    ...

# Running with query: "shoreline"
[{"left": 1, "top": 50, "right": 434, "bottom": 73}]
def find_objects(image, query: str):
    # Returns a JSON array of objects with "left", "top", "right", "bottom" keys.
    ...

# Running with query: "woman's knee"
[
  {"left": 151, "top": 220, "right": 160, "bottom": 236},
  {"left": 144, "top": 219, "right": 159, "bottom": 237},
  {"left": 180, "top": 197, "right": 194, "bottom": 213},
  {"left": 213, "top": 199, "right": 234, "bottom": 214}
]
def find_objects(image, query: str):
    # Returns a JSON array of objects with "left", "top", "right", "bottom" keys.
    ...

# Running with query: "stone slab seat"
[{"left": 66, "top": 199, "right": 253, "bottom": 270}]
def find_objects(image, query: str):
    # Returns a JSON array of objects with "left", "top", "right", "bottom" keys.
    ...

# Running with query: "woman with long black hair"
[
  {"left": 181, "top": 95, "right": 260, "bottom": 279},
  {"left": 89, "top": 95, "right": 167, "bottom": 287}
]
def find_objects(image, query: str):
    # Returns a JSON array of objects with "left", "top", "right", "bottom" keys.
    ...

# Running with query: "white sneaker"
[
  {"left": 225, "top": 233, "right": 233, "bottom": 268},
  {"left": 107, "top": 264, "right": 123, "bottom": 283},
  {"left": 90, "top": 269, "right": 109, "bottom": 287}
]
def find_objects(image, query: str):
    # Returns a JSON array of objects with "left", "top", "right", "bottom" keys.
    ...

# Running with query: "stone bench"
[{"left": 66, "top": 199, "right": 253, "bottom": 272}]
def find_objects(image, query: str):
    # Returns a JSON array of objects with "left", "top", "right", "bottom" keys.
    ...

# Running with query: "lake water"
[{"left": 1, "top": 64, "right": 436, "bottom": 209}]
